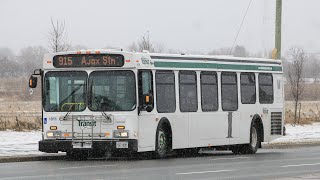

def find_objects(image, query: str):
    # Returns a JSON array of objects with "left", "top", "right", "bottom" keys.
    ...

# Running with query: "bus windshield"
[
  {"left": 44, "top": 71, "right": 87, "bottom": 112},
  {"left": 88, "top": 70, "right": 136, "bottom": 111}
]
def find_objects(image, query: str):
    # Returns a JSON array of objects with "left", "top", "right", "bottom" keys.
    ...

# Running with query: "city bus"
[{"left": 29, "top": 49, "right": 284, "bottom": 159}]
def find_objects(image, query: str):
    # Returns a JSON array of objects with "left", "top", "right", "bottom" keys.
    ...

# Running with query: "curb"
[
  {"left": 0, "top": 154, "right": 65, "bottom": 163},
  {"left": 263, "top": 142, "right": 320, "bottom": 149}
]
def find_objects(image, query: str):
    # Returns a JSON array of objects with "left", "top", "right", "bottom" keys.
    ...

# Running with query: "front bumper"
[{"left": 39, "top": 139, "right": 138, "bottom": 153}]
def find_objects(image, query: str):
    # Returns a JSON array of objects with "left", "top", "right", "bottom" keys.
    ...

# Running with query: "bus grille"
[{"left": 271, "top": 112, "right": 282, "bottom": 135}]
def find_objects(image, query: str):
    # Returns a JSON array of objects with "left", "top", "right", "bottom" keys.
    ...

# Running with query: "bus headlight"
[
  {"left": 46, "top": 132, "right": 54, "bottom": 137},
  {"left": 113, "top": 130, "right": 129, "bottom": 138},
  {"left": 46, "top": 131, "right": 61, "bottom": 138},
  {"left": 120, "top": 132, "right": 128, "bottom": 137}
]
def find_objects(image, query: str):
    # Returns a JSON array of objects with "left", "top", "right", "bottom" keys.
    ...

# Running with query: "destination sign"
[{"left": 53, "top": 54, "right": 124, "bottom": 68}]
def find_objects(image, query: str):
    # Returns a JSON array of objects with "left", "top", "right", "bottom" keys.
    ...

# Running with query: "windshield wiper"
[
  {"left": 59, "top": 85, "right": 83, "bottom": 106},
  {"left": 62, "top": 91, "right": 86, "bottom": 120},
  {"left": 49, "top": 85, "right": 84, "bottom": 112},
  {"left": 88, "top": 80, "right": 112, "bottom": 119},
  {"left": 92, "top": 96, "right": 111, "bottom": 119}
]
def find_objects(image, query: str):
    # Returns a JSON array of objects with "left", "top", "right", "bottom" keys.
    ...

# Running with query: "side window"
[
  {"left": 156, "top": 71, "right": 176, "bottom": 113},
  {"left": 240, "top": 72, "right": 256, "bottom": 104},
  {"left": 221, "top": 72, "right": 238, "bottom": 111},
  {"left": 179, "top": 71, "right": 198, "bottom": 112},
  {"left": 259, "top": 73, "right": 274, "bottom": 104},
  {"left": 200, "top": 71, "right": 218, "bottom": 111},
  {"left": 138, "top": 70, "right": 153, "bottom": 111}
]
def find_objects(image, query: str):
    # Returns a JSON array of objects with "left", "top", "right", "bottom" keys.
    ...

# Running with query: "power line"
[{"left": 230, "top": 0, "right": 253, "bottom": 55}]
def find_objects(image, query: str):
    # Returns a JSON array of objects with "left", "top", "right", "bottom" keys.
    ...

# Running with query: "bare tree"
[
  {"left": 287, "top": 47, "right": 307, "bottom": 125},
  {"left": 0, "top": 47, "right": 19, "bottom": 77},
  {"left": 138, "top": 31, "right": 154, "bottom": 52},
  {"left": 128, "top": 31, "right": 164, "bottom": 53},
  {"left": 19, "top": 46, "right": 47, "bottom": 74},
  {"left": 48, "top": 18, "right": 70, "bottom": 52}
]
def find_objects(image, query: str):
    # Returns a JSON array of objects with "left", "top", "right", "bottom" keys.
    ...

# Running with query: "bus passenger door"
[{"left": 137, "top": 70, "right": 157, "bottom": 151}]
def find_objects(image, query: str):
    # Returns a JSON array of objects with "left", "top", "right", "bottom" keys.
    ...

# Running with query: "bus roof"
[
  {"left": 45, "top": 49, "right": 281, "bottom": 63},
  {"left": 43, "top": 49, "right": 282, "bottom": 72},
  {"left": 147, "top": 52, "right": 282, "bottom": 65}
]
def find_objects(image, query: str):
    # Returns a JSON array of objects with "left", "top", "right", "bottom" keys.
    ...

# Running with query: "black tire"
[
  {"left": 240, "top": 123, "right": 260, "bottom": 154},
  {"left": 155, "top": 126, "right": 170, "bottom": 158}
]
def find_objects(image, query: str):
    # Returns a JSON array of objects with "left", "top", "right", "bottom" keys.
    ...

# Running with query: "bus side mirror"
[
  {"left": 143, "top": 94, "right": 153, "bottom": 105},
  {"left": 143, "top": 94, "right": 154, "bottom": 112},
  {"left": 29, "top": 75, "right": 38, "bottom": 88},
  {"left": 146, "top": 105, "right": 153, "bottom": 112}
]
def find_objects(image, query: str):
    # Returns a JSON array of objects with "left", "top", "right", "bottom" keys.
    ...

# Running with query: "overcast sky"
[{"left": 0, "top": 0, "right": 319, "bottom": 55}]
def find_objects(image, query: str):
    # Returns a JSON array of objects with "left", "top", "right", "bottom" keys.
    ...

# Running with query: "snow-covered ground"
[
  {"left": 0, "top": 131, "right": 45, "bottom": 157},
  {"left": 1, "top": 123, "right": 320, "bottom": 157},
  {"left": 269, "top": 122, "right": 320, "bottom": 144}
]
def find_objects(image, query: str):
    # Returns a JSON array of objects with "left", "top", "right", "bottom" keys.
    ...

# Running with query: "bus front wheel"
[{"left": 155, "top": 126, "right": 169, "bottom": 158}]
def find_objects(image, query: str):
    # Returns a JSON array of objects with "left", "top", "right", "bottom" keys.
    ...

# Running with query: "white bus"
[{"left": 29, "top": 50, "right": 284, "bottom": 159}]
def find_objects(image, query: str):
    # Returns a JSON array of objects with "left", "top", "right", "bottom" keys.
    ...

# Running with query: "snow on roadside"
[
  {"left": 269, "top": 122, "right": 320, "bottom": 144},
  {"left": 0, "top": 131, "right": 45, "bottom": 157},
  {"left": 1, "top": 123, "right": 320, "bottom": 157}
]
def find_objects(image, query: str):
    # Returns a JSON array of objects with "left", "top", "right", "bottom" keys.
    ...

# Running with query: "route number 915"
[{"left": 58, "top": 56, "right": 73, "bottom": 66}]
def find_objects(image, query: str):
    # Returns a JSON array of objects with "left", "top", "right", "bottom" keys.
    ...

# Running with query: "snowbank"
[
  {"left": 0, "top": 131, "right": 44, "bottom": 157},
  {"left": 269, "top": 123, "right": 320, "bottom": 144}
]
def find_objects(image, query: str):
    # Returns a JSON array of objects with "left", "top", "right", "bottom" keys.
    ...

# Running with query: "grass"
[
  {"left": 285, "top": 101, "right": 320, "bottom": 125},
  {"left": 0, "top": 100, "right": 41, "bottom": 131}
]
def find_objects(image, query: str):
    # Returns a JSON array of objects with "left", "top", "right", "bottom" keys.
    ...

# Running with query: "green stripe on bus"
[{"left": 154, "top": 61, "right": 282, "bottom": 72}]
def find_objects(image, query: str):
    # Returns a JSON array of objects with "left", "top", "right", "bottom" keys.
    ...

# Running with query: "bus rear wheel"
[
  {"left": 155, "top": 127, "right": 169, "bottom": 158},
  {"left": 232, "top": 123, "right": 260, "bottom": 155},
  {"left": 243, "top": 123, "right": 260, "bottom": 154}
]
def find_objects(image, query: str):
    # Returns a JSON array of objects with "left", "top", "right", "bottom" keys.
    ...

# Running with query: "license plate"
[
  {"left": 73, "top": 142, "right": 92, "bottom": 149},
  {"left": 116, "top": 141, "right": 128, "bottom": 149}
]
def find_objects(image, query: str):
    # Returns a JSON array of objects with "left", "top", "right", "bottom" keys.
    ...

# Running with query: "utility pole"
[{"left": 275, "top": 0, "right": 282, "bottom": 59}]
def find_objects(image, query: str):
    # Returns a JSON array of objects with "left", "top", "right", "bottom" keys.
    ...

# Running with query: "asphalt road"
[{"left": 1, "top": 146, "right": 320, "bottom": 180}]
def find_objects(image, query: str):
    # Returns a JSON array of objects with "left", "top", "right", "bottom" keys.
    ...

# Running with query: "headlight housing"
[
  {"left": 46, "top": 131, "right": 61, "bottom": 138},
  {"left": 113, "top": 130, "right": 129, "bottom": 138}
]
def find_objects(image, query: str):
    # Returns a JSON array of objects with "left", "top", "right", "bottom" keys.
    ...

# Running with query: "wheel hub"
[{"left": 158, "top": 130, "right": 166, "bottom": 152}]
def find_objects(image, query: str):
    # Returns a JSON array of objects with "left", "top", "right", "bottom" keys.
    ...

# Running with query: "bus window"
[
  {"left": 138, "top": 70, "right": 154, "bottom": 111},
  {"left": 259, "top": 73, "right": 274, "bottom": 104},
  {"left": 240, "top": 72, "right": 256, "bottom": 104},
  {"left": 221, "top": 72, "right": 238, "bottom": 111},
  {"left": 88, "top": 71, "right": 136, "bottom": 111},
  {"left": 156, "top": 70, "right": 176, "bottom": 113},
  {"left": 44, "top": 71, "right": 87, "bottom": 112},
  {"left": 200, "top": 71, "right": 218, "bottom": 111},
  {"left": 179, "top": 71, "right": 198, "bottom": 112}
]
